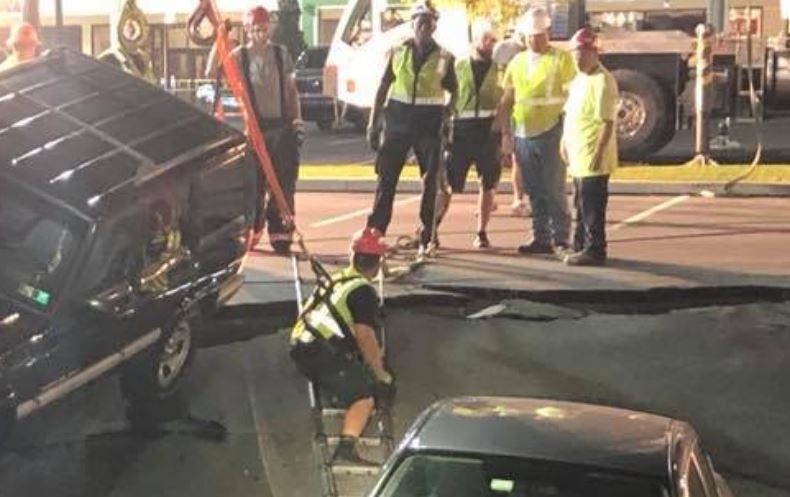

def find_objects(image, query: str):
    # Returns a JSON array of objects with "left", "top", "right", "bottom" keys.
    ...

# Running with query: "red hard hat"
[
  {"left": 570, "top": 27, "right": 598, "bottom": 51},
  {"left": 244, "top": 6, "right": 270, "bottom": 26},
  {"left": 351, "top": 227, "right": 387, "bottom": 256},
  {"left": 7, "top": 22, "right": 40, "bottom": 50}
]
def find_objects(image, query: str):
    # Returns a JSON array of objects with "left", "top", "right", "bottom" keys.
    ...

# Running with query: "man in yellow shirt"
[
  {"left": 561, "top": 27, "right": 619, "bottom": 266},
  {"left": 501, "top": 8, "right": 575, "bottom": 255}
]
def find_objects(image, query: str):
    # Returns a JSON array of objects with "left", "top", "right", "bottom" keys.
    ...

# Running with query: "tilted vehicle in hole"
[{"left": 0, "top": 48, "right": 259, "bottom": 443}]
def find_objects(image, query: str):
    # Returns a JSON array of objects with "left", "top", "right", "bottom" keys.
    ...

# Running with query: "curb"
[{"left": 296, "top": 178, "right": 790, "bottom": 197}]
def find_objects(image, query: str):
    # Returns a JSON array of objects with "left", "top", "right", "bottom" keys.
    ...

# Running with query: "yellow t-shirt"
[{"left": 563, "top": 65, "right": 619, "bottom": 178}]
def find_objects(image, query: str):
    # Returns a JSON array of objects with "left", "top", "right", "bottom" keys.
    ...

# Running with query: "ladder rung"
[
  {"left": 331, "top": 464, "right": 380, "bottom": 476},
  {"left": 321, "top": 408, "right": 346, "bottom": 416},
  {"left": 327, "top": 436, "right": 382, "bottom": 447}
]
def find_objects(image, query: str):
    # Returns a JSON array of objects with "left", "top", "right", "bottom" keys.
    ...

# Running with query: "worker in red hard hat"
[
  {"left": 290, "top": 227, "right": 393, "bottom": 467},
  {"left": 560, "top": 27, "right": 619, "bottom": 266},
  {"left": 209, "top": 5, "right": 303, "bottom": 255},
  {"left": 0, "top": 22, "right": 41, "bottom": 72}
]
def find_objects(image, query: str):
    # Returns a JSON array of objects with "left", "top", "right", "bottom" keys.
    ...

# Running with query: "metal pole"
[
  {"left": 706, "top": 0, "right": 727, "bottom": 33},
  {"left": 54, "top": 0, "right": 63, "bottom": 46}
]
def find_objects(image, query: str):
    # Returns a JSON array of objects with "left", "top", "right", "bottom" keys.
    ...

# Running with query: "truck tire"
[
  {"left": 121, "top": 316, "right": 195, "bottom": 405},
  {"left": 611, "top": 69, "right": 673, "bottom": 161}
]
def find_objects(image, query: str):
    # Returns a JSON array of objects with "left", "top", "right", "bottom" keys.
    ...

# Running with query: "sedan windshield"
[
  {"left": 0, "top": 184, "right": 85, "bottom": 310},
  {"left": 377, "top": 454, "right": 669, "bottom": 497}
]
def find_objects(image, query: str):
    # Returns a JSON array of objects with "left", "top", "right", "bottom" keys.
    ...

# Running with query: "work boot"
[
  {"left": 473, "top": 231, "right": 490, "bottom": 249},
  {"left": 563, "top": 251, "right": 606, "bottom": 267},
  {"left": 332, "top": 436, "right": 377, "bottom": 467},
  {"left": 517, "top": 240, "right": 553, "bottom": 255}
]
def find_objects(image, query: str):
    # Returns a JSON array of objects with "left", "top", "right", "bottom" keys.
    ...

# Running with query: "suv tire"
[{"left": 121, "top": 316, "right": 195, "bottom": 405}]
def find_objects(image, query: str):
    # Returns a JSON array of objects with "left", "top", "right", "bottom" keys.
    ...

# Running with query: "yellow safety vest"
[
  {"left": 453, "top": 57, "right": 502, "bottom": 120},
  {"left": 508, "top": 46, "right": 574, "bottom": 138},
  {"left": 388, "top": 42, "right": 450, "bottom": 106},
  {"left": 291, "top": 266, "right": 371, "bottom": 345}
]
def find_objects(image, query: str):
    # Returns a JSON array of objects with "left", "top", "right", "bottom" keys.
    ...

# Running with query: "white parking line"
[
  {"left": 611, "top": 195, "right": 691, "bottom": 231},
  {"left": 310, "top": 195, "right": 421, "bottom": 228}
]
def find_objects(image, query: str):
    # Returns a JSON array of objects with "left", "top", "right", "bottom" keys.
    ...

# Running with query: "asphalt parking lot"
[{"left": 2, "top": 191, "right": 788, "bottom": 497}]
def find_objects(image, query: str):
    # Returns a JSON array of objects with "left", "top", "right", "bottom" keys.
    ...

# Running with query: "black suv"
[
  {"left": 0, "top": 49, "right": 258, "bottom": 442},
  {"left": 295, "top": 45, "right": 336, "bottom": 130}
]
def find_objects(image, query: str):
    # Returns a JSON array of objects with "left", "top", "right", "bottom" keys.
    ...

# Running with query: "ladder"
[{"left": 291, "top": 255, "right": 396, "bottom": 497}]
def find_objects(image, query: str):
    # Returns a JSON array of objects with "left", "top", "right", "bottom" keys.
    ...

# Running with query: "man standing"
[
  {"left": 366, "top": 1, "right": 457, "bottom": 254},
  {"left": 222, "top": 6, "right": 303, "bottom": 255},
  {"left": 501, "top": 7, "right": 575, "bottom": 255},
  {"left": 562, "top": 28, "right": 619, "bottom": 266},
  {"left": 290, "top": 228, "right": 394, "bottom": 466},
  {"left": 0, "top": 23, "right": 40, "bottom": 72},
  {"left": 436, "top": 19, "right": 502, "bottom": 248}
]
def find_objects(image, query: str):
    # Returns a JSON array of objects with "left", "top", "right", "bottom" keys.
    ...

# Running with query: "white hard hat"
[
  {"left": 410, "top": 1, "right": 439, "bottom": 20},
  {"left": 471, "top": 18, "right": 495, "bottom": 42},
  {"left": 516, "top": 7, "right": 551, "bottom": 36}
]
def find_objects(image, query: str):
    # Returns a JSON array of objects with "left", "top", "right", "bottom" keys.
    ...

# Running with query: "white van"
[{"left": 322, "top": 0, "right": 470, "bottom": 129}]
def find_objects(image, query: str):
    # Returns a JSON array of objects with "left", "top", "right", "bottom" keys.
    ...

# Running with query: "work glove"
[
  {"left": 292, "top": 119, "right": 305, "bottom": 148},
  {"left": 367, "top": 122, "right": 382, "bottom": 152}
]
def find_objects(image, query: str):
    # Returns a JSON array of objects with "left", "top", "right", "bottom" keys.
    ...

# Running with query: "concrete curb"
[{"left": 296, "top": 178, "right": 790, "bottom": 197}]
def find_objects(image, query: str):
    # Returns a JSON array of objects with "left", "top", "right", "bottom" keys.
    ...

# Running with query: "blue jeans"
[{"left": 514, "top": 123, "right": 570, "bottom": 246}]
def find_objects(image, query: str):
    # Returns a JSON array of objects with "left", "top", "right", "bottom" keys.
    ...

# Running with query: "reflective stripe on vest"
[
  {"left": 291, "top": 266, "right": 371, "bottom": 345},
  {"left": 453, "top": 57, "right": 501, "bottom": 121},
  {"left": 388, "top": 43, "right": 449, "bottom": 106},
  {"left": 511, "top": 47, "right": 568, "bottom": 137}
]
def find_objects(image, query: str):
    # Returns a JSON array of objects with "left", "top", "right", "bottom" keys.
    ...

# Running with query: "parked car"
[
  {"left": 0, "top": 48, "right": 259, "bottom": 443},
  {"left": 295, "top": 45, "right": 336, "bottom": 131},
  {"left": 370, "top": 396, "right": 734, "bottom": 497}
]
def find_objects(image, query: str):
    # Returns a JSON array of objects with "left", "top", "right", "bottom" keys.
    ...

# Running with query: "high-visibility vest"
[
  {"left": 509, "top": 46, "right": 573, "bottom": 138},
  {"left": 387, "top": 42, "right": 451, "bottom": 106},
  {"left": 291, "top": 266, "right": 371, "bottom": 346},
  {"left": 453, "top": 57, "right": 502, "bottom": 120}
]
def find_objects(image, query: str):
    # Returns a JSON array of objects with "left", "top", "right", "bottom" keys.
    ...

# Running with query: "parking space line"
[
  {"left": 611, "top": 195, "right": 691, "bottom": 231},
  {"left": 242, "top": 347, "right": 278, "bottom": 495},
  {"left": 310, "top": 195, "right": 421, "bottom": 228}
]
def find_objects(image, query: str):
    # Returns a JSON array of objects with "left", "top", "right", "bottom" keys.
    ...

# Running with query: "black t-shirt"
[{"left": 346, "top": 284, "right": 379, "bottom": 329}]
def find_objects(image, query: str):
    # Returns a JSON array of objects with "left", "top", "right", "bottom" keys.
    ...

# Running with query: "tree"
[
  {"left": 435, "top": 0, "right": 525, "bottom": 31},
  {"left": 273, "top": 0, "right": 307, "bottom": 59}
]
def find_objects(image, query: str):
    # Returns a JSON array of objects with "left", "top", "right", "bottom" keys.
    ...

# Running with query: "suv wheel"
[{"left": 121, "top": 316, "right": 195, "bottom": 405}]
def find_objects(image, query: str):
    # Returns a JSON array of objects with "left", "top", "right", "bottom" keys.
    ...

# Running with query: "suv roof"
[
  {"left": 0, "top": 48, "right": 245, "bottom": 219},
  {"left": 407, "top": 397, "right": 684, "bottom": 479}
]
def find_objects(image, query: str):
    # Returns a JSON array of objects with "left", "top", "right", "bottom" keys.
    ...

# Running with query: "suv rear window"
[{"left": 0, "top": 184, "right": 86, "bottom": 310}]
